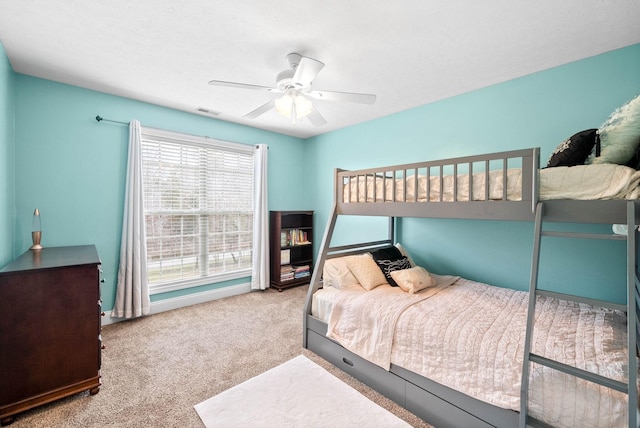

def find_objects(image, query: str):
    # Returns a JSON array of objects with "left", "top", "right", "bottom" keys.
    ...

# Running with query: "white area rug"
[{"left": 194, "top": 355, "right": 411, "bottom": 427}]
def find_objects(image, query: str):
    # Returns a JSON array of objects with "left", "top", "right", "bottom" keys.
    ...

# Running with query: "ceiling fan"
[{"left": 208, "top": 53, "right": 376, "bottom": 126}]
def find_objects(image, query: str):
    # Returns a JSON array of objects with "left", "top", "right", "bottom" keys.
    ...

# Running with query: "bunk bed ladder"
[{"left": 520, "top": 201, "right": 639, "bottom": 428}]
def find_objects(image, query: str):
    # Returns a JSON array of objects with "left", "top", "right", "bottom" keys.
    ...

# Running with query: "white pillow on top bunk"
[
  {"left": 390, "top": 266, "right": 436, "bottom": 294},
  {"left": 588, "top": 94, "right": 640, "bottom": 166}
]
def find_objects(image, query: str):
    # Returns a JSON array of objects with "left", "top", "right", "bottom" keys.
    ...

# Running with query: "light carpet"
[{"left": 194, "top": 355, "right": 411, "bottom": 427}]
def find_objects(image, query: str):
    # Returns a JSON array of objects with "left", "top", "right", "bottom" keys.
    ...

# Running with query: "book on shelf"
[
  {"left": 280, "top": 265, "right": 295, "bottom": 281},
  {"left": 281, "top": 273, "right": 295, "bottom": 281},
  {"left": 292, "top": 264, "right": 310, "bottom": 279},
  {"left": 281, "top": 229, "right": 311, "bottom": 247},
  {"left": 279, "top": 264, "right": 311, "bottom": 281},
  {"left": 280, "top": 249, "right": 290, "bottom": 265}
]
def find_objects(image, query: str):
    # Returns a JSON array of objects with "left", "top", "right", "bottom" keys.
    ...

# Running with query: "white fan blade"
[
  {"left": 292, "top": 57, "right": 325, "bottom": 87},
  {"left": 243, "top": 100, "right": 275, "bottom": 119},
  {"left": 307, "top": 90, "right": 376, "bottom": 105},
  {"left": 209, "top": 80, "right": 280, "bottom": 92},
  {"left": 307, "top": 108, "right": 327, "bottom": 127}
]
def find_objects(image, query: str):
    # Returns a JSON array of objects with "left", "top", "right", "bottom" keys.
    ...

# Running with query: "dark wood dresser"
[{"left": 0, "top": 245, "right": 102, "bottom": 425}]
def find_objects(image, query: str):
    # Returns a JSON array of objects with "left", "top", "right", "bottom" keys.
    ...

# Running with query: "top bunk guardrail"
[{"left": 335, "top": 148, "right": 540, "bottom": 221}]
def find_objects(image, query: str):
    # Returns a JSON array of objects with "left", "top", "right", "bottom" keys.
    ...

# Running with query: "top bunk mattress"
[{"left": 341, "top": 163, "right": 640, "bottom": 204}]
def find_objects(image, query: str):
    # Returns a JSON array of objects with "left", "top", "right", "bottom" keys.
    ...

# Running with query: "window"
[{"left": 140, "top": 127, "right": 254, "bottom": 294}]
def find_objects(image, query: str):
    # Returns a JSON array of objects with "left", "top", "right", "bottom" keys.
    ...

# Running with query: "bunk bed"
[{"left": 302, "top": 147, "right": 640, "bottom": 428}]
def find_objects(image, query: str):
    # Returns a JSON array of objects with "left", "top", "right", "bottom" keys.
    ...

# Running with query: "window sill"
[{"left": 149, "top": 269, "right": 252, "bottom": 295}]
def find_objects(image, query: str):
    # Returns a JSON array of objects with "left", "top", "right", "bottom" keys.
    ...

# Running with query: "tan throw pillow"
[
  {"left": 346, "top": 253, "right": 388, "bottom": 291},
  {"left": 322, "top": 256, "right": 362, "bottom": 290},
  {"left": 390, "top": 266, "right": 436, "bottom": 294}
]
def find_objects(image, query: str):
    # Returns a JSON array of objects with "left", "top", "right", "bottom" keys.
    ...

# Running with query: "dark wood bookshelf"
[{"left": 269, "top": 210, "right": 314, "bottom": 291}]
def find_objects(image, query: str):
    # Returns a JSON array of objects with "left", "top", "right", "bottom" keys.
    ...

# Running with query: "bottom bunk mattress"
[{"left": 311, "top": 275, "right": 632, "bottom": 428}]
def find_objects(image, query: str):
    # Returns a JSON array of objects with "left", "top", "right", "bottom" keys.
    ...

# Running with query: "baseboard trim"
[{"left": 102, "top": 282, "right": 251, "bottom": 326}]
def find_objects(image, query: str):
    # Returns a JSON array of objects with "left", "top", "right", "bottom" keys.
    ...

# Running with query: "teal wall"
[
  {"left": 3, "top": 42, "right": 639, "bottom": 309},
  {"left": 307, "top": 44, "right": 640, "bottom": 304},
  {"left": 0, "top": 42, "right": 14, "bottom": 267},
  {"left": 11, "top": 75, "right": 308, "bottom": 310}
]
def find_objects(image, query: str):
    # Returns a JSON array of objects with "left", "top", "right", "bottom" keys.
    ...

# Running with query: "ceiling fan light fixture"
[
  {"left": 274, "top": 94, "right": 292, "bottom": 116},
  {"left": 209, "top": 52, "right": 372, "bottom": 128},
  {"left": 294, "top": 95, "right": 313, "bottom": 118},
  {"left": 275, "top": 92, "right": 313, "bottom": 122}
]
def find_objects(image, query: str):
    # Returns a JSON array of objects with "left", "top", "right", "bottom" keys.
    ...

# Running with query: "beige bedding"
[
  {"left": 318, "top": 275, "right": 631, "bottom": 428},
  {"left": 326, "top": 275, "right": 459, "bottom": 369},
  {"left": 342, "top": 163, "right": 640, "bottom": 203}
]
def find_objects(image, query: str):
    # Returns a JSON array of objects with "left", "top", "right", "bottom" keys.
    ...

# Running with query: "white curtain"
[
  {"left": 112, "top": 120, "right": 151, "bottom": 318},
  {"left": 251, "top": 144, "right": 270, "bottom": 290}
]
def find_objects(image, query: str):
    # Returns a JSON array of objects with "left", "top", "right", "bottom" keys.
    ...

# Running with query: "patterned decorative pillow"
[
  {"left": 370, "top": 246, "right": 412, "bottom": 287},
  {"left": 394, "top": 243, "right": 416, "bottom": 267},
  {"left": 588, "top": 94, "right": 640, "bottom": 165},
  {"left": 547, "top": 129, "right": 599, "bottom": 167}
]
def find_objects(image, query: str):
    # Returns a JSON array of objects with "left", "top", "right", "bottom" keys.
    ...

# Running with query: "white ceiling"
[{"left": 1, "top": 1, "right": 639, "bottom": 139}]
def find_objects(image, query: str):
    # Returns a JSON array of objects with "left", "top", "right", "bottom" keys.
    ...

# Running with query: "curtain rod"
[
  {"left": 94, "top": 115, "right": 267, "bottom": 149},
  {"left": 95, "top": 115, "right": 128, "bottom": 125}
]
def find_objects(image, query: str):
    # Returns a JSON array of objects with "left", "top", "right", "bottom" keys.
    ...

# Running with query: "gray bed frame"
[{"left": 302, "top": 147, "right": 640, "bottom": 428}]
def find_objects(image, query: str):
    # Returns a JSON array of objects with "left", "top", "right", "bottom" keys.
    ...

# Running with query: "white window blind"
[{"left": 140, "top": 127, "right": 254, "bottom": 293}]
